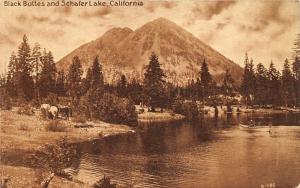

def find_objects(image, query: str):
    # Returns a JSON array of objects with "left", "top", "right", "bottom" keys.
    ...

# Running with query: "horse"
[
  {"left": 40, "top": 104, "right": 51, "bottom": 118},
  {"left": 57, "top": 105, "right": 72, "bottom": 120},
  {"left": 48, "top": 106, "right": 58, "bottom": 120}
]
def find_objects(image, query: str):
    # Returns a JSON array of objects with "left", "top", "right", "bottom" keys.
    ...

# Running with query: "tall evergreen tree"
[
  {"left": 268, "top": 61, "right": 281, "bottom": 106},
  {"left": 292, "top": 34, "right": 300, "bottom": 57},
  {"left": 90, "top": 56, "right": 104, "bottom": 90},
  {"left": 16, "top": 35, "right": 34, "bottom": 100},
  {"left": 292, "top": 56, "right": 300, "bottom": 106},
  {"left": 222, "top": 69, "right": 235, "bottom": 100},
  {"left": 241, "top": 53, "right": 256, "bottom": 107},
  {"left": 117, "top": 74, "right": 128, "bottom": 98},
  {"left": 39, "top": 51, "right": 57, "bottom": 98},
  {"left": 281, "top": 58, "right": 295, "bottom": 107},
  {"left": 127, "top": 78, "right": 143, "bottom": 105},
  {"left": 143, "top": 52, "right": 166, "bottom": 111},
  {"left": 55, "top": 71, "right": 66, "bottom": 96},
  {"left": 255, "top": 63, "right": 268, "bottom": 105},
  {"left": 31, "top": 43, "right": 42, "bottom": 100},
  {"left": 67, "top": 56, "right": 83, "bottom": 101},
  {"left": 6, "top": 52, "right": 18, "bottom": 97},
  {"left": 84, "top": 56, "right": 105, "bottom": 117},
  {"left": 198, "top": 58, "right": 212, "bottom": 100},
  {"left": 82, "top": 68, "right": 92, "bottom": 95}
]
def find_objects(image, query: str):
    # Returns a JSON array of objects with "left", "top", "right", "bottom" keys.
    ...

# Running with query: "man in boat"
[{"left": 249, "top": 120, "right": 255, "bottom": 127}]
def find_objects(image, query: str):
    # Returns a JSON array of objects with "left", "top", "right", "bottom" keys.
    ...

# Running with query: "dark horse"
[{"left": 57, "top": 105, "right": 72, "bottom": 120}]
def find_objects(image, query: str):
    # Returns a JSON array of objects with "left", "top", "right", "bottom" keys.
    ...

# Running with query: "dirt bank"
[{"left": 0, "top": 110, "right": 134, "bottom": 187}]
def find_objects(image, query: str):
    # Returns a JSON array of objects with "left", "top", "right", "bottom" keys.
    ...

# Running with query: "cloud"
[
  {"left": 81, "top": 7, "right": 112, "bottom": 18},
  {"left": 144, "top": 1, "right": 177, "bottom": 13},
  {"left": 0, "top": 34, "right": 16, "bottom": 46},
  {"left": 162, "top": 1, "right": 177, "bottom": 9},
  {"left": 55, "top": 6, "right": 72, "bottom": 15},
  {"left": 50, "top": 18, "right": 73, "bottom": 25},
  {"left": 192, "top": 1, "right": 236, "bottom": 20},
  {"left": 32, "top": 15, "right": 50, "bottom": 23},
  {"left": 0, "top": 0, "right": 299, "bottom": 73},
  {"left": 16, "top": 14, "right": 28, "bottom": 23}
]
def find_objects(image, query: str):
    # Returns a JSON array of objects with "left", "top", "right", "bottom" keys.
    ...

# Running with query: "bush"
[
  {"left": 93, "top": 176, "right": 116, "bottom": 188},
  {"left": 98, "top": 93, "right": 138, "bottom": 126},
  {"left": 172, "top": 99, "right": 199, "bottom": 121},
  {"left": 0, "top": 89, "right": 12, "bottom": 110},
  {"left": 32, "top": 137, "right": 78, "bottom": 174},
  {"left": 17, "top": 104, "right": 34, "bottom": 115},
  {"left": 45, "top": 120, "right": 68, "bottom": 132},
  {"left": 172, "top": 98, "right": 184, "bottom": 114},
  {"left": 85, "top": 91, "right": 138, "bottom": 126}
]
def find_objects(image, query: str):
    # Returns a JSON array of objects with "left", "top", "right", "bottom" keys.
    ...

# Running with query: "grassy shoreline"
[
  {"left": 0, "top": 110, "right": 134, "bottom": 187},
  {"left": 138, "top": 111, "right": 185, "bottom": 122}
]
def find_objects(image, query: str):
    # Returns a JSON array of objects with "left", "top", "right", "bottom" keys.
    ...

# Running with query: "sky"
[{"left": 0, "top": 0, "right": 299, "bottom": 73}]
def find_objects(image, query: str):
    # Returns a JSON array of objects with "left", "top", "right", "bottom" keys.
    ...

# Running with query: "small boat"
[{"left": 239, "top": 123, "right": 260, "bottom": 129}]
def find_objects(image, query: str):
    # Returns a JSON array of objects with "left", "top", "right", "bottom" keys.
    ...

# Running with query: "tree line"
[
  {"left": 241, "top": 53, "right": 300, "bottom": 107},
  {"left": 1, "top": 34, "right": 299, "bottom": 121}
]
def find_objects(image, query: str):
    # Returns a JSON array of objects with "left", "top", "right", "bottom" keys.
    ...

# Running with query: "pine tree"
[
  {"left": 82, "top": 68, "right": 92, "bottom": 95},
  {"left": 282, "top": 58, "right": 295, "bottom": 107},
  {"left": 67, "top": 56, "right": 83, "bottom": 101},
  {"left": 199, "top": 58, "right": 212, "bottom": 99},
  {"left": 143, "top": 52, "right": 166, "bottom": 111},
  {"left": 117, "top": 74, "right": 127, "bottom": 98},
  {"left": 90, "top": 56, "right": 104, "bottom": 90},
  {"left": 292, "top": 34, "right": 300, "bottom": 57},
  {"left": 222, "top": 69, "right": 234, "bottom": 100},
  {"left": 127, "top": 78, "right": 143, "bottom": 105},
  {"left": 268, "top": 61, "right": 281, "bottom": 106},
  {"left": 39, "top": 51, "right": 57, "bottom": 98},
  {"left": 16, "top": 35, "right": 34, "bottom": 100},
  {"left": 31, "top": 43, "right": 42, "bottom": 100},
  {"left": 56, "top": 71, "right": 66, "bottom": 96},
  {"left": 241, "top": 53, "right": 256, "bottom": 107},
  {"left": 255, "top": 63, "right": 268, "bottom": 106},
  {"left": 292, "top": 56, "right": 300, "bottom": 106},
  {"left": 84, "top": 56, "right": 105, "bottom": 117},
  {"left": 6, "top": 52, "right": 18, "bottom": 97}
]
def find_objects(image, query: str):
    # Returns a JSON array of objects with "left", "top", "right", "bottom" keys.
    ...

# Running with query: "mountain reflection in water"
[{"left": 71, "top": 113, "right": 300, "bottom": 188}]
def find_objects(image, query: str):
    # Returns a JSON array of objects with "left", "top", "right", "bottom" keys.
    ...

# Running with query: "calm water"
[{"left": 71, "top": 113, "right": 300, "bottom": 188}]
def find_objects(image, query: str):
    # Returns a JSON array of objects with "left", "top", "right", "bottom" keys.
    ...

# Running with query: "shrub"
[
  {"left": 45, "top": 120, "right": 68, "bottom": 132},
  {"left": 17, "top": 104, "right": 34, "bottom": 115},
  {"left": 172, "top": 98, "right": 184, "bottom": 114},
  {"left": 0, "top": 89, "right": 12, "bottom": 110},
  {"left": 85, "top": 91, "right": 138, "bottom": 126},
  {"left": 93, "top": 176, "right": 116, "bottom": 188},
  {"left": 172, "top": 99, "right": 199, "bottom": 121},
  {"left": 32, "top": 137, "right": 78, "bottom": 174},
  {"left": 97, "top": 93, "right": 138, "bottom": 126}
]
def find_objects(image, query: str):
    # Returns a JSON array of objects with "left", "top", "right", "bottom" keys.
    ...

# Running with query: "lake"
[{"left": 70, "top": 113, "right": 300, "bottom": 188}]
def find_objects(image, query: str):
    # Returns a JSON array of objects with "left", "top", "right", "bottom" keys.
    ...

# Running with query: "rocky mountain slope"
[{"left": 57, "top": 17, "right": 243, "bottom": 85}]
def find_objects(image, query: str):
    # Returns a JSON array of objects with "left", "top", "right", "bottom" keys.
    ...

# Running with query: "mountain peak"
[
  {"left": 152, "top": 17, "right": 173, "bottom": 23},
  {"left": 146, "top": 17, "right": 179, "bottom": 28},
  {"left": 57, "top": 18, "right": 243, "bottom": 85}
]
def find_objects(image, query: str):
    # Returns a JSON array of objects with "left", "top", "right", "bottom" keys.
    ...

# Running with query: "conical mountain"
[{"left": 57, "top": 17, "right": 243, "bottom": 84}]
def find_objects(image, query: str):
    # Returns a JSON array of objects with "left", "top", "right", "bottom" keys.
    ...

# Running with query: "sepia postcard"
[{"left": 0, "top": 0, "right": 300, "bottom": 187}]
